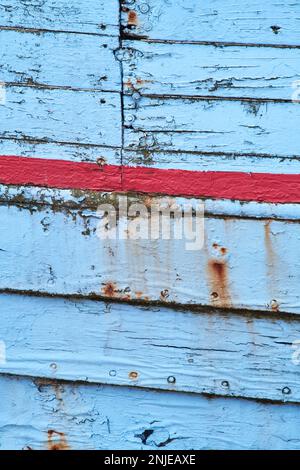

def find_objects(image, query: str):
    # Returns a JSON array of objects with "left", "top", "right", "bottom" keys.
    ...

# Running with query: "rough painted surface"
[
  {"left": 121, "top": 0, "right": 300, "bottom": 45},
  {"left": 1, "top": 293, "right": 300, "bottom": 403},
  {"left": 123, "top": 40, "right": 300, "bottom": 100},
  {"left": 1, "top": 30, "right": 120, "bottom": 91},
  {"left": 0, "top": 186, "right": 300, "bottom": 315},
  {"left": 0, "top": 86, "right": 121, "bottom": 147},
  {"left": 1, "top": 374, "right": 300, "bottom": 450},
  {"left": 0, "top": 0, "right": 119, "bottom": 35},
  {"left": 1, "top": 0, "right": 300, "bottom": 451},
  {"left": 124, "top": 95, "right": 300, "bottom": 157},
  {"left": 3, "top": 156, "right": 300, "bottom": 202}
]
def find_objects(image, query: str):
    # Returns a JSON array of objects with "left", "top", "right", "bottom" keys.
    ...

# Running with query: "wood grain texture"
[
  {"left": 0, "top": 139, "right": 122, "bottom": 164},
  {"left": 0, "top": 0, "right": 119, "bottom": 35},
  {"left": 1, "top": 374, "right": 300, "bottom": 450},
  {"left": 0, "top": 30, "right": 120, "bottom": 91},
  {"left": 121, "top": 0, "right": 300, "bottom": 45},
  {"left": 1, "top": 292, "right": 300, "bottom": 403},
  {"left": 0, "top": 85, "right": 121, "bottom": 147},
  {"left": 0, "top": 186, "right": 299, "bottom": 314},
  {"left": 124, "top": 94, "right": 300, "bottom": 157},
  {"left": 123, "top": 40, "right": 300, "bottom": 100},
  {"left": 122, "top": 148, "right": 300, "bottom": 174}
]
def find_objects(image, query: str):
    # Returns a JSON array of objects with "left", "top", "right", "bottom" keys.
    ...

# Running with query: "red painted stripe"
[
  {"left": 0, "top": 156, "right": 122, "bottom": 192},
  {"left": 0, "top": 155, "right": 299, "bottom": 203}
]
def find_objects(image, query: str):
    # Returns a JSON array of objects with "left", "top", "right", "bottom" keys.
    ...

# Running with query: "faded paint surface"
[
  {"left": 1, "top": 292, "right": 300, "bottom": 403},
  {"left": 0, "top": 187, "right": 299, "bottom": 314},
  {"left": 1, "top": 374, "right": 300, "bottom": 450},
  {"left": 121, "top": 0, "right": 300, "bottom": 44},
  {"left": 0, "top": 0, "right": 300, "bottom": 450}
]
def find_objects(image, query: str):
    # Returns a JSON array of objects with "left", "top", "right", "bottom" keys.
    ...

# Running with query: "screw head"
[
  {"left": 139, "top": 3, "right": 150, "bottom": 13},
  {"left": 167, "top": 376, "right": 176, "bottom": 384}
]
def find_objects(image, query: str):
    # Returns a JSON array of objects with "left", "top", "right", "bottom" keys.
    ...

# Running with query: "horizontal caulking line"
[
  {"left": 0, "top": 25, "right": 119, "bottom": 38},
  {"left": 122, "top": 33, "right": 300, "bottom": 49},
  {"left": 0, "top": 155, "right": 300, "bottom": 203}
]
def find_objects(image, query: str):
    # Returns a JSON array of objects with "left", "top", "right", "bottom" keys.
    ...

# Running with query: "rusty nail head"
[{"left": 129, "top": 371, "right": 139, "bottom": 380}]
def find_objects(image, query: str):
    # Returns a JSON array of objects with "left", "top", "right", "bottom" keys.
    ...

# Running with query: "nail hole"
[{"left": 167, "top": 376, "right": 176, "bottom": 384}]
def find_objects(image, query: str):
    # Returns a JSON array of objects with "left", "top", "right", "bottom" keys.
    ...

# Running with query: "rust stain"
[
  {"left": 212, "top": 243, "right": 227, "bottom": 255},
  {"left": 102, "top": 281, "right": 118, "bottom": 298},
  {"left": 124, "top": 78, "right": 153, "bottom": 92},
  {"left": 135, "top": 291, "right": 150, "bottom": 302},
  {"left": 264, "top": 221, "right": 280, "bottom": 311},
  {"left": 129, "top": 371, "right": 139, "bottom": 380},
  {"left": 264, "top": 221, "right": 275, "bottom": 265},
  {"left": 127, "top": 10, "right": 139, "bottom": 26},
  {"left": 207, "top": 259, "right": 231, "bottom": 308},
  {"left": 47, "top": 430, "right": 70, "bottom": 451},
  {"left": 101, "top": 282, "right": 131, "bottom": 301}
]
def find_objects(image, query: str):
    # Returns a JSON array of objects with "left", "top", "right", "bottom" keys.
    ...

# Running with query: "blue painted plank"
[
  {"left": 0, "top": 86, "right": 121, "bottom": 147},
  {"left": 0, "top": 30, "right": 120, "bottom": 91},
  {"left": 0, "top": 0, "right": 119, "bottom": 35},
  {"left": 123, "top": 40, "right": 300, "bottom": 100},
  {"left": 122, "top": 149, "right": 300, "bottom": 173},
  {"left": 1, "top": 374, "right": 300, "bottom": 450},
  {"left": 0, "top": 139, "right": 122, "bottom": 165},
  {"left": 0, "top": 186, "right": 299, "bottom": 314},
  {"left": 122, "top": 0, "right": 300, "bottom": 45},
  {"left": 124, "top": 95, "right": 300, "bottom": 157},
  {"left": 0, "top": 293, "right": 300, "bottom": 402}
]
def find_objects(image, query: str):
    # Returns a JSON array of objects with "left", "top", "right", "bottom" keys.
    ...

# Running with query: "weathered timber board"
[
  {"left": 122, "top": 40, "right": 300, "bottom": 100},
  {"left": 121, "top": 0, "right": 300, "bottom": 45},
  {"left": 124, "top": 95, "right": 300, "bottom": 157},
  {"left": 0, "top": 86, "right": 121, "bottom": 147},
  {"left": 0, "top": 0, "right": 119, "bottom": 36},
  {"left": 1, "top": 374, "right": 300, "bottom": 450},
  {"left": 0, "top": 30, "right": 120, "bottom": 91},
  {"left": 122, "top": 148, "right": 300, "bottom": 173},
  {"left": 1, "top": 293, "right": 300, "bottom": 403},
  {"left": 0, "top": 187, "right": 300, "bottom": 314},
  {"left": 0, "top": 139, "right": 122, "bottom": 165}
]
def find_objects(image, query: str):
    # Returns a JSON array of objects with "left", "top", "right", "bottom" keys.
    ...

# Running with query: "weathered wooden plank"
[
  {"left": 2, "top": 183, "right": 300, "bottom": 220},
  {"left": 0, "top": 30, "right": 120, "bottom": 91},
  {"left": 122, "top": 149, "right": 300, "bottom": 174},
  {"left": 0, "top": 85, "right": 121, "bottom": 147},
  {"left": 1, "top": 292, "right": 300, "bottom": 403},
  {"left": 123, "top": 40, "right": 300, "bottom": 100},
  {"left": 121, "top": 0, "right": 300, "bottom": 46},
  {"left": 124, "top": 95, "right": 300, "bottom": 156},
  {"left": 0, "top": 186, "right": 299, "bottom": 314},
  {"left": 0, "top": 139, "right": 122, "bottom": 165},
  {"left": 0, "top": 0, "right": 119, "bottom": 36},
  {"left": 1, "top": 374, "right": 300, "bottom": 450}
]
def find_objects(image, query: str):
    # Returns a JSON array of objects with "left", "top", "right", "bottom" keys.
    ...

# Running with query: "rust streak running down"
[
  {"left": 47, "top": 430, "right": 70, "bottom": 451},
  {"left": 207, "top": 259, "right": 231, "bottom": 309}
]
